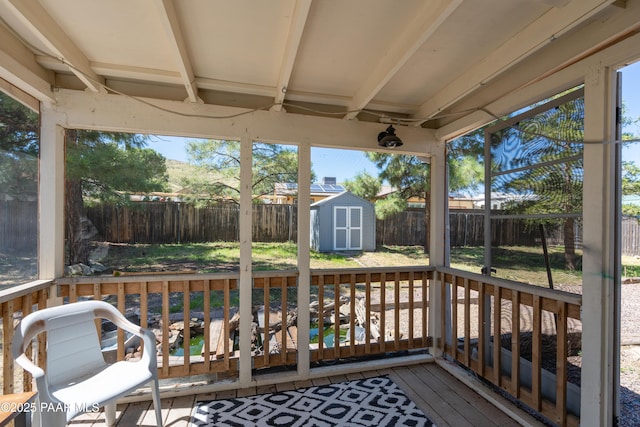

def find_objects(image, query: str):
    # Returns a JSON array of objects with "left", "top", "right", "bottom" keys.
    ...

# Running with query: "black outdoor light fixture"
[{"left": 377, "top": 124, "right": 403, "bottom": 148}]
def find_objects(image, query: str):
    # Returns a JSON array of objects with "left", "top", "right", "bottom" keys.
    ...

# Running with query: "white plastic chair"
[{"left": 12, "top": 300, "right": 163, "bottom": 427}]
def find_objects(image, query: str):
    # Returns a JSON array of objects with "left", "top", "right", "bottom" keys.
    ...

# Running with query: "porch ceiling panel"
[
  {"left": 37, "top": 0, "right": 176, "bottom": 71},
  {"left": 376, "top": 0, "right": 550, "bottom": 106},
  {"left": 0, "top": 0, "right": 635, "bottom": 135},
  {"left": 175, "top": 0, "right": 296, "bottom": 89}
]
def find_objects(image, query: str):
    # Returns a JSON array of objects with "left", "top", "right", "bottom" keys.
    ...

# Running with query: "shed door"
[{"left": 333, "top": 206, "right": 362, "bottom": 251}]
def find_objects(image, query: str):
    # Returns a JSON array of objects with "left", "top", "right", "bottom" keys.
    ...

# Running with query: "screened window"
[
  {"left": 0, "top": 91, "right": 39, "bottom": 290},
  {"left": 484, "top": 88, "right": 584, "bottom": 287}
]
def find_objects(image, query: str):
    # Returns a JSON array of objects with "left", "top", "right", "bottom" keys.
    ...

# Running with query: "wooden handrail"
[
  {"left": 2, "top": 265, "right": 582, "bottom": 426},
  {"left": 437, "top": 266, "right": 582, "bottom": 306},
  {"left": 438, "top": 267, "right": 582, "bottom": 427}
]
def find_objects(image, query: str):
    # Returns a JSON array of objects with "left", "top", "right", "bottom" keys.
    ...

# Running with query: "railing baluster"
[
  {"left": 140, "top": 281, "right": 148, "bottom": 329},
  {"left": 263, "top": 277, "right": 270, "bottom": 367},
  {"left": 464, "top": 278, "right": 470, "bottom": 367},
  {"left": 281, "top": 276, "right": 287, "bottom": 365},
  {"left": 556, "top": 301, "right": 568, "bottom": 426},
  {"left": 478, "top": 281, "right": 485, "bottom": 377},
  {"left": 422, "top": 272, "right": 428, "bottom": 346},
  {"left": 161, "top": 280, "right": 170, "bottom": 377},
  {"left": 349, "top": 273, "right": 356, "bottom": 356},
  {"left": 451, "top": 276, "right": 458, "bottom": 357},
  {"left": 408, "top": 271, "right": 415, "bottom": 348},
  {"left": 140, "top": 281, "right": 149, "bottom": 361},
  {"left": 365, "top": 273, "right": 371, "bottom": 353},
  {"left": 117, "top": 282, "right": 126, "bottom": 362},
  {"left": 69, "top": 283, "right": 78, "bottom": 303},
  {"left": 380, "top": 272, "right": 386, "bottom": 352},
  {"left": 37, "top": 289, "right": 47, "bottom": 371},
  {"left": 493, "top": 285, "right": 502, "bottom": 386},
  {"left": 442, "top": 274, "right": 451, "bottom": 352},
  {"left": 532, "top": 295, "right": 542, "bottom": 411},
  {"left": 183, "top": 279, "right": 191, "bottom": 375},
  {"left": 203, "top": 279, "right": 211, "bottom": 371},
  {"left": 318, "top": 275, "right": 324, "bottom": 359},
  {"left": 511, "top": 290, "right": 521, "bottom": 398},
  {"left": 223, "top": 278, "right": 230, "bottom": 370},
  {"left": 21, "top": 293, "right": 33, "bottom": 392},
  {"left": 394, "top": 272, "right": 400, "bottom": 350},
  {"left": 3, "top": 298, "right": 15, "bottom": 394},
  {"left": 334, "top": 274, "right": 340, "bottom": 361}
]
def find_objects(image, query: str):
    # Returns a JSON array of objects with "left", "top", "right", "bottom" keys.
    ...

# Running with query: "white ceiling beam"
[
  {"left": 3, "top": 0, "right": 105, "bottom": 93},
  {"left": 196, "top": 77, "right": 275, "bottom": 98},
  {"left": 436, "top": 17, "right": 640, "bottom": 142},
  {"left": 271, "top": 0, "right": 312, "bottom": 112},
  {"left": 343, "top": 0, "right": 463, "bottom": 120},
  {"left": 90, "top": 62, "right": 182, "bottom": 86},
  {"left": 0, "top": 22, "right": 53, "bottom": 104},
  {"left": 411, "top": 0, "right": 615, "bottom": 125},
  {"left": 154, "top": 0, "right": 200, "bottom": 103},
  {"left": 54, "top": 89, "right": 438, "bottom": 155},
  {"left": 0, "top": 76, "right": 40, "bottom": 112}
]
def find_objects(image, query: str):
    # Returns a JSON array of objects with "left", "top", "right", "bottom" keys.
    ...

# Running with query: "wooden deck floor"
[{"left": 67, "top": 362, "right": 547, "bottom": 427}]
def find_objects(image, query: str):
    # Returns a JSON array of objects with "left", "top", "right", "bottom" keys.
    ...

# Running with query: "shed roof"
[{"left": 311, "top": 191, "right": 374, "bottom": 207}]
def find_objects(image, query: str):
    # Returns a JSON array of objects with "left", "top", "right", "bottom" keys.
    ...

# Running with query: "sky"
[
  {"left": 146, "top": 60, "right": 640, "bottom": 184},
  {"left": 621, "top": 60, "right": 640, "bottom": 159}
]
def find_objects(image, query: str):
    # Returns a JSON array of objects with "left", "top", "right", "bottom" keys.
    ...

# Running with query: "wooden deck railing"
[
  {"left": 309, "top": 268, "right": 432, "bottom": 362},
  {"left": 0, "top": 280, "right": 51, "bottom": 395},
  {"left": 437, "top": 267, "right": 582, "bottom": 427},
  {"left": 1, "top": 266, "right": 583, "bottom": 426},
  {"left": 1, "top": 267, "right": 434, "bottom": 387}
]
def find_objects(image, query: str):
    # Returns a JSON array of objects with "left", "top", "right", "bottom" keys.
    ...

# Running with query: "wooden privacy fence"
[
  {"left": 85, "top": 203, "right": 298, "bottom": 244},
  {"left": 85, "top": 203, "right": 583, "bottom": 249},
  {"left": 622, "top": 216, "right": 640, "bottom": 256},
  {"left": 0, "top": 200, "right": 602, "bottom": 250},
  {"left": 0, "top": 200, "right": 37, "bottom": 252}
]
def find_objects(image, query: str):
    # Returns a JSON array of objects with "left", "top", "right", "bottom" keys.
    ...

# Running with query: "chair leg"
[
  {"left": 104, "top": 401, "right": 117, "bottom": 426},
  {"left": 151, "top": 379, "right": 163, "bottom": 427}
]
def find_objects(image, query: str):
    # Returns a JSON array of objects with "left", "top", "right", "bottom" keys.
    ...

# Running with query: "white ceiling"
[{"left": 0, "top": 0, "right": 638, "bottom": 134}]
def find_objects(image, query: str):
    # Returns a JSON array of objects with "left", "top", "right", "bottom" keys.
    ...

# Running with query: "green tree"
[
  {"left": 621, "top": 103, "right": 640, "bottom": 217},
  {"left": 365, "top": 153, "right": 431, "bottom": 251},
  {"left": 343, "top": 171, "right": 381, "bottom": 201},
  {"left": 0, "top": 93, "right": 39, "bottom": 200},
  {"left": 181, "top": 140, "right": 307, "bottom": 204},
  {"left": 494, "top": 96, "right": 584, "bottom": 269},
  {"left": 622, "top": 160, "right": 640, "bottom": 217},
  {"left": 365, "top": 141, "right": 484, "bottom": 252},
  {"left": 65, "top": 130, "right": 167, "bottom": 264}
]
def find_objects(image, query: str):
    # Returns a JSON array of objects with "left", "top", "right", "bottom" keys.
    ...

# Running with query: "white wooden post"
[
  {"left": 296, "top": 144, "right": 311, "bottom": 376},
  {"left": 39, "top": 107, "right": 65, "bottom": 280},
  {"left": 429, "top": 141, "right": 447, "bottom": 356},
  {"left": 39, "top": 106, "right": 66, "bottom": 306},
  {"left": 581, "top": 63, "right": 617, "bottom": 425},
  {"left": 238, "top": 136, "right": 253, "bottom": 386}
]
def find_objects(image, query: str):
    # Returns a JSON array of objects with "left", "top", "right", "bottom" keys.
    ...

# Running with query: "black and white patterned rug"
[{"left": 190, "top": 375, "right": 434, "bottom": 426}]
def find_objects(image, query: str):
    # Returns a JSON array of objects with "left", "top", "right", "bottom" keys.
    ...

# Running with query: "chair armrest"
[
  {"left": 15, "top": 354, "right": 45, "bottom": 379},
  {"left": 13, "top": 354, "right": 57, "bottom": 403}
]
